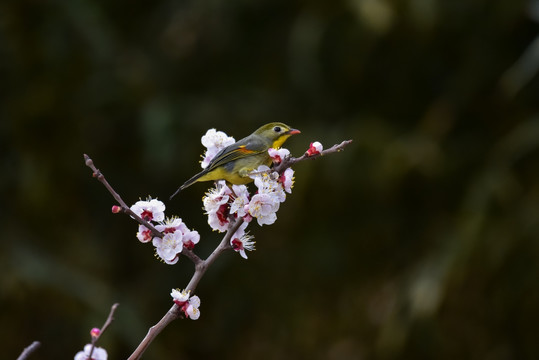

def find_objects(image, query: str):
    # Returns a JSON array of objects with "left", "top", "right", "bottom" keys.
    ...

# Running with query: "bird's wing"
[{"left": 205, "top": 136, "right": 268, "bottom": 171}]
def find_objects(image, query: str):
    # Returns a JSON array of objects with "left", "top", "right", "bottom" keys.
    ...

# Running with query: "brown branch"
[
  {"left": 88, "top": 303, "right": 120, "bottom": 359},
  {"left": 84, "top": 154, "right": 163, "bottom": 239},
  {"left": 16, "top": 341, "right": 41, "bottom": 360},
  {"left": 83, "top": 154, "right": 203, "bottom": 265},
  {"left": 274, "top": 139, "right": 353, "bottom": 174},
  {"left": 127, "top": 218, "right": 244, "bottom": 360},
  {"left": 185, "top": 218, "right": 243, "bottom": 292}
]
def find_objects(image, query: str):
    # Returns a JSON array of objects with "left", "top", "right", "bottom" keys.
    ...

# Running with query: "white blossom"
[
  {"left": 280, "top": 167, "right": 295, "bottom": 194},
  {"left": 200, "top": 129, "right": 235, "bottom": 168},
  {"left": 130, "top": 198, "right": 165, "bottom": 222},
  {"left": 230, "top": 222, "right": 256, "bottom": 259},
  {"left": 155, "top": 217, "right": 188, "bottom": 235},
  {"left": 171, "top": 288, "right": 190, "bottom": 302},
  {"left": 268, "top": 147, "right": 290, "bottom": 164},
  {"left": 171, "top": 290, "right": 201, "bottom": 320},
  {"left": 248, "top": 193, "right": 280, "bottom": 226},
  {"left": 251, "top": 165, "right": 286, "bottom": 202},
  {"left": 153, "top": 232, "right": 183, "bottom": 263},
  {"left": 203, "top": 181, "right": 232, "bottom": 232},
  {"left": 230, "top": 184, "right": 250, "bottom": 218},
  {"left": 136, "top": 224, "right": 152, "bottom": 243}
]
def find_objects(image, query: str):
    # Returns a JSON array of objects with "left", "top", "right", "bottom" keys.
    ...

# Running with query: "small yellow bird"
[{"left": 170, "top": 122, "right": 300, "bottom": 199}]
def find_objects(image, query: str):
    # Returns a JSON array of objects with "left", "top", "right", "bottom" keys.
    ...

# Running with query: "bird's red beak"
[{"left": 288, "top": 128, "right": 301, "bottom": 135}]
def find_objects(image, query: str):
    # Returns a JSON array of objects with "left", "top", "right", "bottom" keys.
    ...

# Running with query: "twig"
[
  {"left": 16, "top": 341, "right": 41, "bottom": 360},
  {"left": 127, "top": 218, "right": 244, "bottom": 360},
  {"left": 83, "top": 154, "right": 203, "bottom": 265},
  {"left": 88, "top": 303, "right": 120, "bottom": 359},
  {"left": 84, "top": 155, "right": 163, "bottom": 239},
  {"left": 274, "top": 139, "right": 353, "bottom": 174}
]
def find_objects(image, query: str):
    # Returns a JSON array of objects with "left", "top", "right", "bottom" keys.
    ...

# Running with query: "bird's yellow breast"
[{"left": 271, "top": 134, "right": 292, "bottom": 149}]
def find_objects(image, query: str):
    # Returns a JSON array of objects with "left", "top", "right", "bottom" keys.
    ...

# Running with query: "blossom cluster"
[
  {"left": 200, "top": 129, "right": 306, "bottom": 259},
  {"left": 130, "top": 199, "right": 200, "bottom": 265},
  {"left": 171, "top": 289, "right": 201, "bottom": 320},
  {"left": 203, "top": 162, "right": 293, "bottom": 230}
]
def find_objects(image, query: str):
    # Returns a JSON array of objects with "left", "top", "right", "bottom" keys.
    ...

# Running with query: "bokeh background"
[{"left": 2, "top": 0, "right": 539, "bottom": 359}]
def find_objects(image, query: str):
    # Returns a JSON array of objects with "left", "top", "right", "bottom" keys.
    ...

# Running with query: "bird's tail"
[{"left": 169, "top": 169, "right": 207, "bottom": 199}]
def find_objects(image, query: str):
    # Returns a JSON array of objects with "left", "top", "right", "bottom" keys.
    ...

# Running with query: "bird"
[{"left": 170, "top": 122, "right": 300, "bottom": 199}]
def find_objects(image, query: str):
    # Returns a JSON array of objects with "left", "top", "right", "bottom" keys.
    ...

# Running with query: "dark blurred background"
[{"left": 2, "top": 0, "right": 539, "bottom": 359}]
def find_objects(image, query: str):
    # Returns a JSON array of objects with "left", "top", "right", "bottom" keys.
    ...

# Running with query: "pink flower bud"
[
  {"left": 111, "top": 205, "right": 122, "bottom": 213},
  {"left": 90, "top": 327, "right": 101, "bottom": 338},
  {"left": 305, "top": 141, "right": 323, "bottom": 156}
]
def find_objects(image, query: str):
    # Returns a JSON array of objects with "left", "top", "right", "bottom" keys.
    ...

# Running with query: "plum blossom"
[
  {"left": 305, "top": 141, "right": 323, "bottom": 156},
  {"left": 153, "top": 231, "right": 183, "bottom": 264},
  {"left": 245, "top": 165, "right": 291, "bottom": 225},
  {"left": 155, "top": 217, "right": 188, "bottom": 235},
  {"left": 230, "top": 184, "right": 250, "bottom": 218},
  {"left": 130, "top": 198, "right": 165, "bottom": 222},
  {"left": 74, "top": 344, "right": 108, "bottom": 360},
  {"left": 203, "top": 181, "right": 231, "bottom": 212},
  {"left": 182, "top": 229, "right": 200, "bottom": 250},
  {"left": 268, "top": 147, "right": 290, "bottom": 164},
  {"left": 185, "top": 295, "right": 201, "bottom": 320},
  {"left": 136, "top": 224, "right": 152, "bottom": 243},
  {"left": 171, "top": 289, "right": 201, "bottom": 320},
  {"left": 203, "top": 181, "right": 233, "bottom": 232},
  {"left": 230, "top": 222, "right": 255, "bottom": 259},
  {"left": 279, "top": 167, "right": 295, "bottom": 194},
  {"left": 171, "top": 288, "right": 191, "bottom": 303},
  {"left": 251, "top": 165, "right": 286, "bottom": 202},
  {"left": 248, "top": 192, "right": 280, "bottom": 226},
  {"left": 155, "top": 217, "right": 200, "bottom": 250},
  {"left": 128, "top": 197, "right": 201, "bottom": 264},
  {"left": 200, "top": 129, "right": 235, "bottom": 168}
]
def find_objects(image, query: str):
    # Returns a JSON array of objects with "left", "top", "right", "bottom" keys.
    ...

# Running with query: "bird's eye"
[{"left": 273, "top": 126, "right": 282, "bottom": 132}]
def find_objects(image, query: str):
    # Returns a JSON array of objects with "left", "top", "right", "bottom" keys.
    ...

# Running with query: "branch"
[
  {"left": 84, "top": 155, "right": 164, "bottom": 237},
  {"left": 185, "top": 218, "right": 243, "bottom": 292},
  {"left": 88, "top": 303, "right": 120, "bottom": 360},
  {"left": 16, "top": 341, "right": 41, "bottom": 360},
  {"left": 127, "top": 218, "right": 244, "bottom": 360},
  {"left": 274, "top": 139, "right": 353, "bottom": 174},
  {"left": 83, "top": 154, "right": 203, "bottom": 265}
]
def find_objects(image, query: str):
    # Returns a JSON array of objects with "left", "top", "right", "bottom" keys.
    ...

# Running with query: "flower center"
[
  {"left": 231, "top": 238, "right": 244, "bottom": 251},
  {"left": 141, "top": 210, "right": 153, "bottom": 221},
  {"left": 216, "top": 204, "right": 230, "bottom": 225}
]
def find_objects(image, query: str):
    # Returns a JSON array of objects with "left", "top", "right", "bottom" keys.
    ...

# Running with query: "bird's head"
[{"left": 254, "top": 122, "right": 301, "bottom": 148}]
